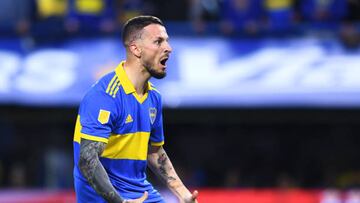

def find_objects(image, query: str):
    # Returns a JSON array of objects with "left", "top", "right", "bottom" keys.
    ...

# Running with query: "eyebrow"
[{"left": 154, "top": 36, "right": 169, "bottom": 41}]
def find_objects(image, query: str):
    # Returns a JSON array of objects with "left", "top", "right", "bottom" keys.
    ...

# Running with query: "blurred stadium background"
[{"left": 0, "top": 0, "right": 360, "bottom": 202}]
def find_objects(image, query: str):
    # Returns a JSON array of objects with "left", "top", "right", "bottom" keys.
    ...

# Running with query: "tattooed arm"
[
  {"left": 79, "top": 138, "right": 125, "bottom": 203},
  {"left": 79, "top": 139, "right": 149, "bottom": 203},
  {"left": 147, "top": 146, "right": 198, "bottom": 203}
]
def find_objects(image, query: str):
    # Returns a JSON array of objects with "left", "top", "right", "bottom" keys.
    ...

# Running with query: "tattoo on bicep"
[
  {"left": 157, "top": 152, "right": 177, "bottom": 182},
  {"left": 79, "top": 139, "right": 105, "bottom": 182},
  {"left": 79, "top": 139, "right": 123, "bottom": 202}
]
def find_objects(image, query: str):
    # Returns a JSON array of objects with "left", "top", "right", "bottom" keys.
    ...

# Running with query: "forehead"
[{"left": 142, "top": 24, "right": 168, "bottom": 39}]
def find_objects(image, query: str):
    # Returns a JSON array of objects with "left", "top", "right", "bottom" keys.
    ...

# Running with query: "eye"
[{"left": 154, "top": 38, "right": 163, "bottom": 45}]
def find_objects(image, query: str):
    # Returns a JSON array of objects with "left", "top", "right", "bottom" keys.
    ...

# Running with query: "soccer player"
[{"left": 73, "top": 16, "right": 199, "bottom": 203}]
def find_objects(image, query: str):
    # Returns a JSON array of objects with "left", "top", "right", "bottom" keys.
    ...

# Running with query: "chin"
[
  {"left": 151, "top": 72, "right": 166, "bottom": 79},
  {"left": 145, "top": 64, "right": 166, "bottom": 79},
  {"left": 150, "top": 68, "right": 166, "bottom": 79}
]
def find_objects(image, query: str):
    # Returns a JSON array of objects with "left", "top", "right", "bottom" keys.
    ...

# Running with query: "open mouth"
[{"left": 160, "top": 57, "right": 169, "bottom": 66}]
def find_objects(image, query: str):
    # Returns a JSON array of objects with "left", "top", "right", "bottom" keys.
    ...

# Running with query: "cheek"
[
  {"left": 143, "top": 52, "right": 156, "bottom": 63},
  {"left": 143, "top": 51, "right": 160, "bottom": 62},
  {"left": 142, "top": 47, "right": 155, "bottom": 57}
]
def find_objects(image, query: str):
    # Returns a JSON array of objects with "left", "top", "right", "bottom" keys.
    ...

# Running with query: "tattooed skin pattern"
[
  {"left": 79, "top": 139, "right": 124, "bottom": 203},
  {"left": 157, "top": 152, "right": 177, "bottom": 182}
]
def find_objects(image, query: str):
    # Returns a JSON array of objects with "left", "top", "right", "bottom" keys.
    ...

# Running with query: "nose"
[{"left": 164, "top": 41, "right": 172, "bottom": 53}]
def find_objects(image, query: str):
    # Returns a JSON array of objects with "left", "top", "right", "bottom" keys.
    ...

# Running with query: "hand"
[
  {"left": 123, "top": 191, "right": 148, "bottom": 203},
  {"left": 181, "top": 190, "right": 199, "bottom": 203}
]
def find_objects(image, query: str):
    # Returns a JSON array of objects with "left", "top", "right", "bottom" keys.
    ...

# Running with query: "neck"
[{"left": 123, "top": 60, "right": 150, "bottom": 95}]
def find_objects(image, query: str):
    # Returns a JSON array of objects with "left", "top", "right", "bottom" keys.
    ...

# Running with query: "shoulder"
[
  {"left": 88, "top": 71, "right": 120, "bottom": 95},
  {"left": 148, "top": 82, "right": 163, "bottom": 109},
  {"left": 96, "top": 71, "right": 118, "bottom": 91},
  {"left": 81, "top": 71, "right": 119, "bottom": 105},
  {"left": 149, "top": 82, "right": 162, "bottom": 99},
  {"left": 149, "top": 82, "right": 161, "bottom": 95}
]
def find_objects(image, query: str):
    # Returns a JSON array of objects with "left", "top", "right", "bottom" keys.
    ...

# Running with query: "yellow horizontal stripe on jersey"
[
  {"left": 82, "top": 133, "right": 109, "bottom": 143},
  {"left": 151, "top": 141, "right": 164, "bottom": 146},
  {"left": 106, "top": 75, "right": 117, "bottom": 94},
  {"left": 101, "top": 132, "right": 150, "bottom": 160},
  {"left": 73, "top": 116, "right": 109, "bottom": 144}
]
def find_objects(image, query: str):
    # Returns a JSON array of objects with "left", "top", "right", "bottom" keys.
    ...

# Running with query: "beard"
[
  {"left": 147, "top": 66, "right": 166, "bottom": 79},
  {"left": 144, "top": 63, "right": 166, "bottom": 79}
]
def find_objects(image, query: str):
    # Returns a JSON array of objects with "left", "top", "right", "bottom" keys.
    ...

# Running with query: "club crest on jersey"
[
  {"left": 98, "top": 109, "right": 110, "bottom": 124},
  {"left": 149, "top": 108, "right": 157, "bottom": 124}
]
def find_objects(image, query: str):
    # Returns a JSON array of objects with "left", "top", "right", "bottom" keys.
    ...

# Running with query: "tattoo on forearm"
[
  {"left": 157, "top": 152, "right": 177, "bottom": 182},
  {"left": 79, "top": 139, "right": 124, "bottom": 203}
]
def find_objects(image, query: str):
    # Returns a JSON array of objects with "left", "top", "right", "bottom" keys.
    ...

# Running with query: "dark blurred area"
[
  {"left": 0, "top": 0, "right": 360, "bottom": 193},
  {"left": 0, "top": 0, "right": 359, "bottom": 40},
  {"left": 0, "top": 107, "right": 359, "bottom": 190}
]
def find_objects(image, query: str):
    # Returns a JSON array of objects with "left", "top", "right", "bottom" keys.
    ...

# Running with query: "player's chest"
[{"left": 116, "top": 97, "right": 158, "bottom": 133}]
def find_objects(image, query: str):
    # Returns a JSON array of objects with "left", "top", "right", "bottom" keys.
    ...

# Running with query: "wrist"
[
  {"left": 168, "top": 179, "right": 183, "bottom": 189},
  {"left": 174, "top": 185, "right": 191, "bottom": 199}
]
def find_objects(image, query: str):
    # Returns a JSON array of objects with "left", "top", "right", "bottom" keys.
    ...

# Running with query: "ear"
[{"left": 129, "top": 43, "right": 141, "bottom": 58}]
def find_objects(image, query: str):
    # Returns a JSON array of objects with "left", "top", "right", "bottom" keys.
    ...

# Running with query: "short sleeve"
[
  {"left": 79, "top": 90, "right": 118, "bottom": 143},
  {"left": 150, "top": 96, "right": 164, "bottom": 146}
]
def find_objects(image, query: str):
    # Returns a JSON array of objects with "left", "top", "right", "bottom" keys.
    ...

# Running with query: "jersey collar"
[{"left": 115, "top": 61, "right": 153, "bottom": 104}]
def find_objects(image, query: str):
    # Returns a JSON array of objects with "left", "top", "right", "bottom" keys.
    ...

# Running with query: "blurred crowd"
[
  {"left": 0, "top": 0, "right": 359, "bottom": 40},
  {"left": 194, "top": 0, "right": 360, "bottom": 35}
]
